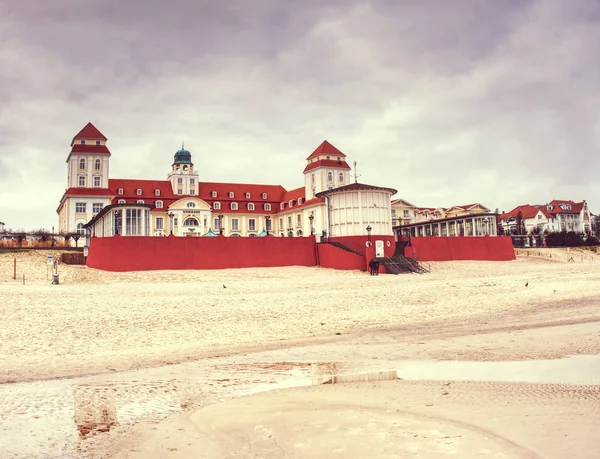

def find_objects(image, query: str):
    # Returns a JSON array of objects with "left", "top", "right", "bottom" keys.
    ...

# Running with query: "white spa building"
[{"left": 56, "top": 123, "right": 397, "bottom": 241}]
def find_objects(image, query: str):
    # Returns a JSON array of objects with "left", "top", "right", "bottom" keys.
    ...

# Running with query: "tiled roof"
[
  {"left": 500, "top": 204, "right": 543, "bottom": 220},
  {"left": 196, "top": 182, "right": 286, "bottom": 202},
  {"left": 303, "top": 159, "right": 351, "bottom": 173},
  {"left": 545, "top": 200, "right": 584, "bottom": 214},
  {"left": 69, "top": 145, "right": 111, "bottom": 155},
  {"left": 72, "top": 122, "right": 107, "bottom": 144},
  {"left": 306, "top": 140, "right": 347, "bottom": 160}
]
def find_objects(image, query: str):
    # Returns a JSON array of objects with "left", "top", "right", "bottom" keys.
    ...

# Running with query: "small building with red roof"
[
  {"left": 58, "top": 124, "right": 397, "bottom": 242},
  {"left": 499, "top": 200, "right": 592, "bottom": 234}
]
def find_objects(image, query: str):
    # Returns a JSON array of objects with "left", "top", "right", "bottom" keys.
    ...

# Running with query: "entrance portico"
[{"left": 166, "top": 198, "right": 213, "bottom": 237}]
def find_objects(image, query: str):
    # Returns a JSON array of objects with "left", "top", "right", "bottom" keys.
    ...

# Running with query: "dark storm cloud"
[{"left": 0, "top": 0, "right": 599, "bottom": 230}]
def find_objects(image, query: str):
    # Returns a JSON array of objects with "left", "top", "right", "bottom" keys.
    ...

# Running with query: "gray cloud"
[{"left": 0, "top": 0, "right": 598, "bottom": 229}]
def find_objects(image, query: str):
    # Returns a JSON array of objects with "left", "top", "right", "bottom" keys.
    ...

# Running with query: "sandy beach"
[{"left": 1, "top": 249, "right": 599, "bottom": 458}]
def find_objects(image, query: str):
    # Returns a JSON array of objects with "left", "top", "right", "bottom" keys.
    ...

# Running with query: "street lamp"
[
  {"left": 168, "top": 212, "right": 174, "bottom": 235},
  {"left": 308, "top": 213, "right": 314, "bottom": 235},
  {"left": 265, "top": 215, "right": 271, "bottom": 236},
  {"left": 366, "top": 225, "right": 372, "bottom": 243},
  {"left": 218, "top": 214, "right": 224, "bottom": 235}
]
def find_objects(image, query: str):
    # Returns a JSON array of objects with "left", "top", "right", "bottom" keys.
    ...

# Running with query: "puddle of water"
[
  {"left": 396, "top": 355, "right": 600, "bottom": 385},
  {"left": 0, "top": 355, "right": 598, "bottom": 458}
]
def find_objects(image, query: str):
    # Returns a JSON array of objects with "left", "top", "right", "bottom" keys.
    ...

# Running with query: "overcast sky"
[{"left": 1, "top": 0, "right": 598, "bottom": 230}]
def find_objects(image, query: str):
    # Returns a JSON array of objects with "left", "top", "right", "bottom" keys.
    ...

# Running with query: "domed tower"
[{"left": 168, "top": 144, "right": 199, "bottom": 196}]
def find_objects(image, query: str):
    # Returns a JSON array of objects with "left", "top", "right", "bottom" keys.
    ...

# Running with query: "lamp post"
[
  {"left": 218, "top": 214, "right": 224, "bottom": 235},
  {"left": 366, "top": 225, "right": 372, "bottom": 243},
  {"left": 265, "top": 215, "right": 271, "bottom": 236},
  {"left": 168, "top": 212, "right": 174, "bottom": 235},
  {"left": 308, "top": 213, "right": 314, "bottom": 235}
]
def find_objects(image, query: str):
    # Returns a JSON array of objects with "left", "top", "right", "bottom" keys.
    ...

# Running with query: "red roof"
[
  {"left": 545, "top": 200, "right": 584, "bottom": 214},
  {"left": 303, "top": 159, "right": 351, "bottom": 173},
  {"left": 306, "top": 140, "right": 347, "bottom": 160},
  {"left": 109, "top": 179, "right": 176, "bottom": 199},
  {"left": 196, "top": 182, "right": 286, "bottom": 203},
  {"left": 72, "top": 123, "right": 107, "bottom": 145},
  {"left": 500, "top": 204, "right": 544, "bottom": 220},
  {"left": 69, "top": 144, "right": 111, "bottom": 155}
]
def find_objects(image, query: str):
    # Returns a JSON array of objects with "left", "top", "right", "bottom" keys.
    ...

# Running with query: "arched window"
[
  {"left": 183, "top": 217, "right": 199, "bottom": 226},
  {"left": 338, "top": 172, "right": 344, "bottom": 184},
  {"left": 213, "top": 202, "right": 221, "bottom": 210},
  {"left": 311, "top": 173, "right": 315, "bottom": 184},
  {"left": 76, "top": 223, "right": 85, "bottom": 235},
  {"left": 155, "top": 201, "right": 163, "bottom": 208},
  {"left": 287, "top": 230, "right": 294, "bottom": 237},
  {"left": 327, "top": 171, "right": 333, "bottom": 182},
  {"left": 94, "top": 159, "right": 101, "bottom": 170},
  {"left": 79, "top": 158, "right": 86, "bottom": 169},
  {"left": 296, "top": 229, "right": 303, "bottom": 237},
  {"left": 248, "top": 203, "right": 255, "bottom": 210}
]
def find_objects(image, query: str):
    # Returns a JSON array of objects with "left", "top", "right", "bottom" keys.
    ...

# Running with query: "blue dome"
[{"left": 173, "top": 146, "right": 193, "bottom": 165}]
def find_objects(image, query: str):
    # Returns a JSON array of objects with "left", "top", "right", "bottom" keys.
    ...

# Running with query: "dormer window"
[
  {"left": 265, "top": 204, "right": 272, "bottom": 211},
  {"left": 280, "top": 202, "right": 285, "bottom": 210},
  {"left": 118, "top": 188, "right": 123, "bottom": 195},
  {"left": 118, "top": 199, "right": 126, "bottom": 204},
  {"left": 156, "top": 200, "right": 163, "bottom": 208},
  {"left": 248, "top": 203, "right": 255, "bottom": 210},
  {"left": 566, "top": 204, "right": 571, "bottom": 210},
  {"left": 155, "top": 189, "right": 160, "bottom": 196},
  {"left": 289, "top": 200, "right": 293, "bottom": 207},
  {"left": 137, "top": 200, "right": 144, "bottom": 204},
  {"left": 245, "top": 192, "right": 251, "bottom": 199},
  {"left": 136, "top": 189, "right": 142, "bottom": 195},
  {"left": 547, "top": 204, "right": 553, "bottom": 211},
  {"left": 213, "top": 202, "right": 221, "bottom": 210},
  {"left": 231, "top": 202, "right": 238, "bottom": 210},
  {"left": 262, "top": 193, "right": 267, "bottom": 199},
  {"left": 211, "top": 191, "right": 217, "bottom": 197},
  {"left": 229, "top": 192, "right": 234, "bottom": 198},
  {"left": 298, "top": 198, "right": 303, "bottom": 205}
]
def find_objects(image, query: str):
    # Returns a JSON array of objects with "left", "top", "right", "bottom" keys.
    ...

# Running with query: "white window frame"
[
  {"left": 118, "top": 188, "right": 123, "bottom": 195},
  {"left": 78, "top": 175, "right": 86, "bottom": 187},
  {"left": 156, "top": 200, "right": 163, "bottom": 208},
  {"left": 338, "top": 172, "right": 344, "bottom": 183},
  {"left": 211, "top": 191, "right": 217, "bottom": 197},
  {"left": 177, "top": 178, "right": 183, "bottom": 184},
  {"left": 155, "top": 189, "right": 160, "bottom": 196},
  {"left": 231, "top": 202, "right": 238, "bottom": 210},
  {"left": 94, "top": 159, "right": 101, "bottom": 170},
  {"left": 187, "top": 202, "right": 196, "bottom": 208},
  {"left": 289, "top": 200, "right": 293, "bottom": 207},
  {"left": 229, "top": 192, "right": 234, "bottom": 198},
  {"left": 248, "top": 218, "right": 256, "bottom": 232},
  {"left": 297, "top": 214, "right": 302, "bottom": 227},
  {"left": 248, "top": 203, "right": 255, "bottom": 211},
  {"left": 189, "top": 190, "right": 196, "bottom": 196},
  {"left": 93, "top": 175, "right": 101, "bottom": 187},
  {"left": 280, "top": 202, "right": 285, "bottom": 210},
  {"left": 245, "top": 192, "right": 251, "bottom": 198},
  {"left": 137, "top": 200, "right": 144, "bottom": 204},
  {"left": 298, "top": 198, "right": 303, "bottom": 205},
  {"left": 155, "top": 217, "right": 164, "bottom": 231},
  {"left": 262, "top": 193, "right": 267, "bottom": 199},
  {"left": 265, "top": 203, "right": 271, "bottom": 211},
  {"left": 75, "top": 202, "right": 86, "bottom": 213},
  {"left": 92, "top": 203, "right": 103, "bottom": 213},
  {"left": 213, "top": 202, "right": 221, "bottom": 210},
  {"left": 177, "top": 190, "right": 182, "bottom": 195},
  {"left": 136, "top": 189, "right": 142, "bottom": 195},
  {"left": 327, "top": 171, "right": 333, "bottom": 182},
  {"left": 190, "top": 178, "right": 195, "bottom": 185},
  {"left": 79, "top": 158, "right": 86, "bottom": 169},
  {"left": 118, "top": 199, "right": 126, "bottom": 204},
  {"left": 231, "top": 218, "right": 239, "bottom": 231}
]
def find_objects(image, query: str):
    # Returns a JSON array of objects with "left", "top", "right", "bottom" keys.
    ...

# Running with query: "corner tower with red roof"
[{"left": 303, "top": 141, "right": 351, "bottom": 200}]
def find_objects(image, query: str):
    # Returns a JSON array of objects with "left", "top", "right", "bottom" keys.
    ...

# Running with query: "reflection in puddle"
[{"left": 0, "top": 355, "right": 598, "bottom": 458}]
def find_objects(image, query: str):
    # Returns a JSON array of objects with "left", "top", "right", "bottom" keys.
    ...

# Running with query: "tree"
[{"left": 515, "top": 211, "right": 525, "bottom": 235}]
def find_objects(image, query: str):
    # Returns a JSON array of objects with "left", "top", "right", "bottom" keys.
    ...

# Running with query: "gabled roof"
[
  {"left": 71, "top": 122, "right": 107, "bottom": 145},
  {"left": 500, "top": 204, "right": 544, "bottom": 220},
  {"left": 545, "top": 200, "right": 584, "bottom": 214},
  {"left": 391, "top": 199, "right": 417, "bottom": 207},
  {"left": 306, "top": 140, "right": 347, "bottom": 160},
  {"left": 69, "top": 144, "right": 111, "bottom": 156},
  {"left": 303, "top": 159, "right": 351, "bottom": 173}
]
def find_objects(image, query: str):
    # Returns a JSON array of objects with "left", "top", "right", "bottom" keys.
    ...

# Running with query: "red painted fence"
[
  {"left": 404, "top": 236, "right": 516, "bottom": 261},
  {"left": 86, "top": 235, "right": 317, "bottom": 272}
]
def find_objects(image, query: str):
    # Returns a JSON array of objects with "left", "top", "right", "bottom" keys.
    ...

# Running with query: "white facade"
[
  {"left": 500, "top": 200, "right": 593, "bottom": 235},
  {"left": 318, "top": 185, "right": 396, "bottom": 237}
]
